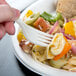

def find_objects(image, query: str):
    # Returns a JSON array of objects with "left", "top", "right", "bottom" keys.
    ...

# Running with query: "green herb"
[
  {"left": 40, "top": 12, "right": 63, "bottom": 23},
  {"left": 40, "top": 11, "right": 52, "bottom": 21},
  {"left": 50, "top": 13, "right": 63, "bottom": 22}
]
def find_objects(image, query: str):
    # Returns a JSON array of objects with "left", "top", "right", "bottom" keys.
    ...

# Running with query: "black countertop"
[{"left": 0, "top": 34, "right": 40, "bottom": 76}]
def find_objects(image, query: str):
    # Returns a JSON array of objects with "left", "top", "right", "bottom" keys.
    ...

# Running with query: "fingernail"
[
  {"left": 10, "top": 22, "right": 15, "bottom": 35},
  {"left": 5, "top": 22, "right": 15, "bottom": 35},
  {"left": 14, "top": 9, "right": 20, "bottom": 19}
]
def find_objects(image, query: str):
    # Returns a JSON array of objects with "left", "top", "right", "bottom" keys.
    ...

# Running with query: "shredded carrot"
[{"left": 53, "top": 37, "right": 71, "bottom": 61}]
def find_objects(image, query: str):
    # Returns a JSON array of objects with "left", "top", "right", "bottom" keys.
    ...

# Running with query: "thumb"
[{"left": 0, "top": 4, "right": 20, "bottom": 22}]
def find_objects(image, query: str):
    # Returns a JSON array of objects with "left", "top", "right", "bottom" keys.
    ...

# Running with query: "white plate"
[{"left": 11, "top": 0, "right": 76, "bottom": 76}]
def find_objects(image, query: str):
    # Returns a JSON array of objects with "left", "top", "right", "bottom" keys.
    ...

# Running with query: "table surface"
[{"left": 0, "top": 34, "right": 40, "bottom": 76}]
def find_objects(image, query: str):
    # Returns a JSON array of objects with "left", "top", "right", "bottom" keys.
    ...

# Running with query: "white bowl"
[{"left": 11, "top": 0, "right": 76, "bottom": 76}]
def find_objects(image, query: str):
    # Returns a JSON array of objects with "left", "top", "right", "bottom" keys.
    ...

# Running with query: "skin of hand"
[{"left": 0, "top": 0, "right": 20, "bottom": 39}]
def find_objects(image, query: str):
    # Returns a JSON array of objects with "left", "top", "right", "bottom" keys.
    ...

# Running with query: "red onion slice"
[
  {"left": 49, "top": 21, "right": 59, "bottom": 34},
  {"left": 71, "top": 44, "right": 76, "bottom": 55},
  {"left": 70, "top": 18, "right": 76, "bottom": 21}
]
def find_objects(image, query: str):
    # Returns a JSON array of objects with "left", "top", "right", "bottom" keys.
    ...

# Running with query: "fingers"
[
  {"left": 0, "top": 5, "right": 20, "bottom": 23},
  {"left": 0, "top": 24, "right": 6, "bottom": 39},
  {"left": 0, "top": 0, "right": 20, "bottom": 39},
  {"left": 5, "top": 22, "right": 15, "bottom": 35},
  {"left": 0, "top": 0, "right": 8, "bottom": 4},
  {"left": 11, "top": 8, "right": 20, "bottom": 21},
  {"left": 0, "top": 21, "right": 15, "bottom": 39}
]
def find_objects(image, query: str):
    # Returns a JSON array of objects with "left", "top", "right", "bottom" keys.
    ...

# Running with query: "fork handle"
[
  {"left": 16, "top": 18, "right": 37, "bottom": 32},
  {"left": 16, "top": 18, "right": 26, "bottom": 29},
  {"left": 16, "top": 18, "right": 33, "bottom": 31}
]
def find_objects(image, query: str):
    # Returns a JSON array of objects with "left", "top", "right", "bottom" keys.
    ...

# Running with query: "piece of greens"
[
  {"left": 40, "top": 12, "right": 63, "bottom": 22},
  {"left": 40, "top": 12, "right": 52, "bottom": 21}
]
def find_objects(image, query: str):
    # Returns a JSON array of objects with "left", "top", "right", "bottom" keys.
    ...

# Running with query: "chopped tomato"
[{"left": 33, "top": 17, "right": 50, "bottom": 32}]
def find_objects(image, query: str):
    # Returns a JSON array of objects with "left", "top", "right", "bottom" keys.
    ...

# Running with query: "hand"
[{"left": 0, "top": 0, "right": 20, "bottom": 39}]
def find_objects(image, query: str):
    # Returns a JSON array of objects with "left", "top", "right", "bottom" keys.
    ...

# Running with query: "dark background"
[{"left": 0, "top": 34, "right": 40, "bottom": 76}]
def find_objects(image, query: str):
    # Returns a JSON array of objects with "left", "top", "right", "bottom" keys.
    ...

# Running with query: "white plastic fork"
[{"left": 16, "top": 18, "right": 54, "bottom": 47}]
